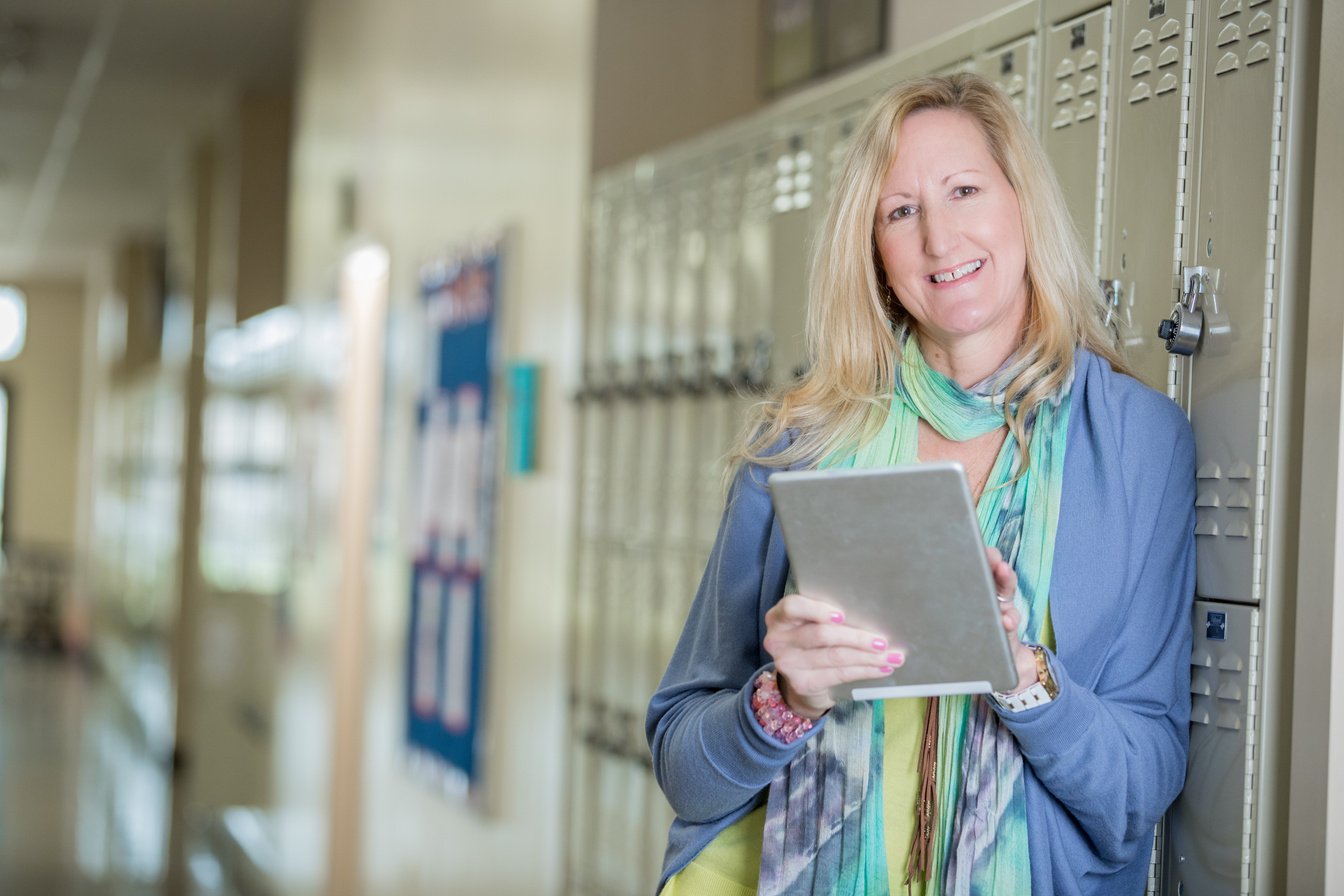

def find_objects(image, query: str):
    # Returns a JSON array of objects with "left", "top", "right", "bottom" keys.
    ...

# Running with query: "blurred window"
[{"left": 0, "top": 286, "right": 25, "bottom": 361}]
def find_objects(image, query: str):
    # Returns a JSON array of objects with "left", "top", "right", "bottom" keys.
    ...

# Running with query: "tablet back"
[{"left": 767, "top": 462, "right": 1018, "bottom": 700}]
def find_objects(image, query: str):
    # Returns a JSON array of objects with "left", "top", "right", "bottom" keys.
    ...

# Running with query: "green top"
[{"left": 662, "top": 696, "right": 931, "bottom": 896}]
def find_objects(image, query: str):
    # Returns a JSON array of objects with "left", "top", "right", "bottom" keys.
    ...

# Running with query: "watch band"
[{"left": 992, "top": 646, "right": 1058, "bottom": 713}]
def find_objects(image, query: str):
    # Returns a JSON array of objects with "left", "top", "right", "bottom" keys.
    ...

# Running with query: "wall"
[
  {"left": 282, "top": 1, "right": 594, "bottom": 893},
  {"left": 887, "top": 0, "right": 1021, "bottom": 53},
  {"left": 587, "top": 0, "right": 1015, "bottom": 173},
  {"left": 1289, "top": 0, "right": 1344, "bottom": 888},
  {"left": 0, "top": 279, "right": 84, "bottom": 550},
  {"left": 590, "top": 0, "right": 764, "bottom": 171}
]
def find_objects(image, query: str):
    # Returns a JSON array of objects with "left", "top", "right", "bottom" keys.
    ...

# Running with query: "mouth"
[{"left": 928, "top": 259, "right": 984, "bottom": 284}]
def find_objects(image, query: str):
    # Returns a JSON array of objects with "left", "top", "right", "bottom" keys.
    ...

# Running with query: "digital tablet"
[{"left": 767, "top": 462, "right": 1018, "bottom": 700}]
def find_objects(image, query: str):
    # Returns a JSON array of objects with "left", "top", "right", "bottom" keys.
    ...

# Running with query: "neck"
[{"left": 914, "top": 328, "right": 1020, "bottom": 389}]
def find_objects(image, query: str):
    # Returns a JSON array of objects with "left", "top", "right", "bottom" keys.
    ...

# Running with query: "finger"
[
  {"left": 766, "top": 592, "right": 848, "bottom": 627},
  {"left": 764, "top": 624, "right": 898, "bottom": 669},
  {"left": 772, "top": 636, "right": 906, "bottom": 682},
  {"left": 779, "top": 657, "right": 905, "bottom": 703},
  {"left": 986, "top": 555, "right": 1017, "bottom": 601},
  {"left": 780, "top": 617, "right": 894, "bottom": 652}
]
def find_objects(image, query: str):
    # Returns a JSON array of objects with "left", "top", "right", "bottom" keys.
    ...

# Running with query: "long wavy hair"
[{"left": 735, "top": 72, "right": 1128, "bottom": 472}]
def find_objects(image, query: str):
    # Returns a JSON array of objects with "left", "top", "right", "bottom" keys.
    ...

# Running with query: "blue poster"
[{"left": 405, "top": 243, "right": 500, "bottom": 799}]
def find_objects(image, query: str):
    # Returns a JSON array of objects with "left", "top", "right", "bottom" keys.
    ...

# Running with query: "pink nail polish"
[
  {"left": 872, "top": 638, "right": 887, "bottom": 651},
  {"left": 830, "top": 612, "right": 845, "bottom": 624},
  {"left": 886, "top": 651, "right": 905, "bottom": 666},
  {"left": 879, "top": 665, "right": 893, "bottom": 675}
]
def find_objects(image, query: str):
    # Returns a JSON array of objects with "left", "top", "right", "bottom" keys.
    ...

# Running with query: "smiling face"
[{"left": 874, "top": 108, "right": 1029, "bottom": 381}]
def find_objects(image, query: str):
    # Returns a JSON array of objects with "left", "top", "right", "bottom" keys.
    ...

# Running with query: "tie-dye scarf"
[{"left": 759, "top": 331, "right": 1071, "bottom": 894}]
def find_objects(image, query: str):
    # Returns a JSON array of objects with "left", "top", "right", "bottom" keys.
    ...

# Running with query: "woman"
[{"left": 646, "top": 73, "right": 1195, "bottom": 895}]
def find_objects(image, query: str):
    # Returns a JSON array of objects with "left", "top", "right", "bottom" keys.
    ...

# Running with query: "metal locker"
[
  {"left": 822, "top": 102, "right": 870, "bottom": 206},
  {"left": 566, "top": 179, "right": 617, "bottom": 895},
  {"left": 736, "top": 144, "right": 775, "bottom": 393},
  {"left": 1101, "top": 0, "right": 1190, "bottom": 394},
  {"left": 767, "top": 123, "right": 823, "bottom": 385},
  {"left": 569, "top": 173, "right": 632, "bottom": 895},
  {"left": 644, "top": 163, "right": 712, "bottom": 888},
  {"left": 979, "top": 33, "right": 1039, "bottom": 131},
  {"left": 662, "top": 165, "right": 710, "bottom": 571},
  {"left": 1164, "top": 600, "right": 1261, "bottom": 896},
  {"left": 593, "top": 166, "right": 659, "bottom": 895},
  {"left": 697, "top": 149, "right": 750, "bottom": 558},
  {"left": 639, "top": 173, "right": 676, "bottom": 392},
  {"left": 704, "top": 153, "right": 745, "bottom": 387},
  {"left": 1042, "top": 5, "right": 1113, "bottom": 271},
  {"left": 1182, "top": 0, "right": 1284, "bottom": 605},
  {"left": 1160, "top": 1, "right": 1295, "bottom": 894}
]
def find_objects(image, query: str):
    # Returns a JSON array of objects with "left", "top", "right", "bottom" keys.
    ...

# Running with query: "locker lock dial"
[{"left": 1158, "top": 268, "right": 1213, "bottom": 356}]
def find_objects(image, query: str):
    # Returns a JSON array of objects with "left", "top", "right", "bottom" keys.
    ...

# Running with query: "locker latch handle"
[
  {"left": 1157, "top": 268, "right": 1212, "bottom": 356},
  {"left": 1100, "top": 278, "right": 1123, "bottom": 336}
]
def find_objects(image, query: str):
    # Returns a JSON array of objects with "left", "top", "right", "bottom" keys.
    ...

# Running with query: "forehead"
[{"left": 884, "top": 108, "right": 997, "bottom": 179}]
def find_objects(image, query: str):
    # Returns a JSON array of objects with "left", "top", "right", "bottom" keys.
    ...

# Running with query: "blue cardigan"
[{"left": 646, "top": 350, "right": 1196, "bottom": 894}]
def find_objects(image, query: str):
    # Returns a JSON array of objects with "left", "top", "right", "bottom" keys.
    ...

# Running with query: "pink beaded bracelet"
[{"left": 751, "top": 669, "right": 815, "bottom": 745}]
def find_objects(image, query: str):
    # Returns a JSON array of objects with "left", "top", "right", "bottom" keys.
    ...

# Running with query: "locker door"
[
  {"left": 594, "top": 171, "right": 658, "bottom": 895},
  {"left": 697, "top": 151, "right": 749, "bottom": 555},
  {"left": 1101, "top": 0, "right": 1190, "bottom": 393},
  {"left": 768, "top": 123, "right": 822, "bottom": 384},
  {"left": 1166, "top": 601, "right": 1262, "bottom": 896},
  {"left": 736, "top": 145, "right": 775, "bottom": 391},
  {"left": 567, "top": 180, "right": 617, "bottom": 894},
  {"left": 705, "top": 154, "right": 744, "bottom": 388},
  {"left": 1164, "top": 1, "right": 1291, "bottom": 894},
  {"left": 978, "top": 33, "right": 1038, "bottom": 132},
  {"left": 1042, "top": 6, "right": 1112, "bottom": 271},
  {"left": 1182, "top": 0, "right": 1283, "bottom": 606}
]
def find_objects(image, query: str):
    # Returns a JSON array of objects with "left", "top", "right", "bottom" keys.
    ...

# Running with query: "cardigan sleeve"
[
  {"left": 645, "top": 454, "right": 820, "bottom": 825},
  {"left": 997, "top": 361, "right": 1196, "bottom": 870}
]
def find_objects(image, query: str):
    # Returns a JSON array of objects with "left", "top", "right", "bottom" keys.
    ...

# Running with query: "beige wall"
[
  {"left": 888, "top": 0, "right": 1025, "bottom": 54},
  {"left": 590, "top": 0, "right": 764, "bottom": 170},
  {"left": 588, "top": 0, "right": 1026, "bottom": 173},
  {"left": 1289, "top": 0, "right": 1344, "bottom": 889},
  {"left": 0, "top": 279, "right": 84, "bottom": 550},
  {"left": 283, "top": 1, "right": 594, "bottom": 893}
]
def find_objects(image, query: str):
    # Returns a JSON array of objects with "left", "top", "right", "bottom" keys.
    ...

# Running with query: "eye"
[
  {"left": 887, "top": 204, "right": 917, "bottom": 221},
  {"left": 953, "top": 185, "right": 979, "bottom": 198}
]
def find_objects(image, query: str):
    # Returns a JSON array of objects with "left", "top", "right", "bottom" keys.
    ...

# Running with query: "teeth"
[{"left": 931, "top": 260, "right": 983, "bottom": 283}]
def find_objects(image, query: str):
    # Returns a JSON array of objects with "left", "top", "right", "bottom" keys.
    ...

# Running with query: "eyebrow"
[{"left": 878, "top": 168, "right": 983, "bottom": 204}]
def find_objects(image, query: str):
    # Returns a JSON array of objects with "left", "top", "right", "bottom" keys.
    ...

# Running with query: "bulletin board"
[{"left": 404, "top": 241, "right": 501, "bottom": 799}]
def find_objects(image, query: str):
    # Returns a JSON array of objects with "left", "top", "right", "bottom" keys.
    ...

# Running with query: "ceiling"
[{"left": 0, "top": 0, "right": 299, "bottom": 283}]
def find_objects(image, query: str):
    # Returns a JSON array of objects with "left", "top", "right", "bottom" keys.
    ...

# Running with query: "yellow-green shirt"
[{"left": 662, "top": 697, "right": 930, "bottom": 896}]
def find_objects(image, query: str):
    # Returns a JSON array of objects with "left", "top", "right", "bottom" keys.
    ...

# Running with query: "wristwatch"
[{"left": 992, "top": 646, "right": 1059, "bottom": 713}]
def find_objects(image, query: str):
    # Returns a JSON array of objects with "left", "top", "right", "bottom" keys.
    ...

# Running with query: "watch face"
[{"left": 1033, "top": 648, "right": 1059, "bottom": 699}]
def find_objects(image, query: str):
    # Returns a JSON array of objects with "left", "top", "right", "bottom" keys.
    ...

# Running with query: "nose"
[{"left": 921, "top": 205, "right": 960, "bottom": 258}]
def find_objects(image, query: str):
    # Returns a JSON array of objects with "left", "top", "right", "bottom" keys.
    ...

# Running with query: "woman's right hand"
[{"left": 762, "top": 594, "right": 903, "bottom": 720}]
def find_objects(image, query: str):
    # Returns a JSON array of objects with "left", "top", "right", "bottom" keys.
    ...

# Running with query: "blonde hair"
[{"left": 735, "top": 72, "right": 1128, "bottom": 471}]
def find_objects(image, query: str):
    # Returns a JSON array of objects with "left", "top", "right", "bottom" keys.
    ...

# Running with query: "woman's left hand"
[{"left": 987, "top": 547, "right": 1040, "bottom": 694}]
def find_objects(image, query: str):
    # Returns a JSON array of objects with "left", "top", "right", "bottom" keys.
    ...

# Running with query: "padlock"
[
  {"left": 1158, "top": 304, "right": 1204, "bottom": 356},
  {"left": 1157, "top": 268, "right": 1213, "bottom": 356}
]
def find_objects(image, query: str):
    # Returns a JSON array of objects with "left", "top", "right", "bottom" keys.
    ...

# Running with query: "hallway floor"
[{"left": 0, "top": 643, "right": 227, "bottom": 895}]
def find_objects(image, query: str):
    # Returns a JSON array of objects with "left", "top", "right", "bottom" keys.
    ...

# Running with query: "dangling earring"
[
  {"left": 872, "top": 236, "right": 903, "bottom": 321},
  {"left": 876, "top": 266, "right": 902, "bottom": 320}
]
